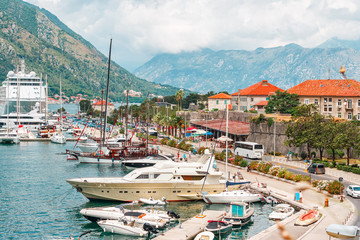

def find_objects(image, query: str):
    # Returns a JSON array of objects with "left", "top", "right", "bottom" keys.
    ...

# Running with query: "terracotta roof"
[
  {"left": 92, "top": 100, "right": 114, "bottom": 106},
  {"left": 287, "top": 79, "right": 360, "bottom": 97},
  {"left": 192, "top": 119, "right": 250, "bottom": 136},
  {"left": 231, "top": 89, "right": 241, "bottom": 96},
  {"left": 232, "top": 80, "right": 284, "bottom": 96},
  {"left": 208, "top": 93, "right": 232, "bottom": 99},
  {"left": 254, "top": 100, "right": 268, "bottom": 106}
]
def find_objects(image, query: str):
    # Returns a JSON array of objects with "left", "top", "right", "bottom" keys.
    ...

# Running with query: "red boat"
[{"left": 295, "top": 209, "right": 320, "bottom": 226}]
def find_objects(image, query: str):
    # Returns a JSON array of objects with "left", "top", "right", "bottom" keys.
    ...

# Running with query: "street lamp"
[{"left": 205, "top": 113, "right": 208, "bottom": 147}]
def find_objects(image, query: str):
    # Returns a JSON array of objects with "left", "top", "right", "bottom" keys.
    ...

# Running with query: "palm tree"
[{"left": 175, "top": 89, "right": 185, "bottom": 111}]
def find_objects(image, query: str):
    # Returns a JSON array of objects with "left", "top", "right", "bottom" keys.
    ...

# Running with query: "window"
[
  {"left": 304, "top": 99, "right": 309, "bottom": 105},
  {"left": 329, "top": 98, "right": 332, "bottom": 102},
  {"left": 348, "top": 99, "right": 353, "bottom": 109},
  {"left": 266, "top": 97, "right": 269, "bottom": 100},
  {"left": 224, "top": 100, "right": 227, "bottom": 104},
  {"left": 348, "top": 112, "right": 352, "bottom": 120},
  {"left": 324, "top": 98, "right": 327, "bottom": 103},
  {"left": 251, "top": 98, "right": 254, "bottom": 102},
  {"left": 358, "top": 113, "right": 360, "bottom": 120},
  {"left": 136, "top": 174, "right": 149, "bottom": 179},
  {"left": 240, "top": 98, "right": 247, "bottom": 102},
  {"left": 338, "top": 113, "right": 342, "bottom": 118},
  {"left": 314, "top": 99, "right": 319, "bottom": 105},
  {"left": 324, "top": 105, "right": 327, "bottom": 112},
  {"left": 358, "top": 99, "right": 360, "bottom": 107},
  {"left": 216, "top": 100, "right": 219, "bottom": 104},
  {"left": 328, "top": 104, "right": 332, "bottom": 112},
  {"left": 338, "top": 99, "right": 342, "bottom": 106}
]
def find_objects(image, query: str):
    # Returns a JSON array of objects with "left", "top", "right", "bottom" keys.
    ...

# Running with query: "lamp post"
[
  {"left": 273, "top": 111, "right": 276, "bottom": 160},
  {"left": 205, "top": 113, "right": 208, "bottom": 147}
]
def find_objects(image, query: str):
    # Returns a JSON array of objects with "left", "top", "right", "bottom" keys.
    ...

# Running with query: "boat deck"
[{"left": 153, "top": 210, "right": 225, "bottom": 240}]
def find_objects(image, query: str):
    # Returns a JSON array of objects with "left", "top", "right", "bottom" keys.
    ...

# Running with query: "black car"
[{"left": 307, "top": 163, "right": 325, "bottom": 174}]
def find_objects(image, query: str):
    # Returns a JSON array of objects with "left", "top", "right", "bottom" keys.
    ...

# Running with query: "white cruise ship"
[{"left": 0, "top": 64, "right": 47, "bottom": 131}]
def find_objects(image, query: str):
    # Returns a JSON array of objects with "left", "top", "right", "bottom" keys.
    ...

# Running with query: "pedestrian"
[
  {"left": 183, "top": 153, "right": 186, "bottom": 161},
  {"left": 177, "top": 151, "right": 180, "bottom": 161},
  {"left": 188, "top": 150, "right": 191, "bottom": 159},
  {"left": 299, "top": 190, "right": 303, "bottom": 203}
]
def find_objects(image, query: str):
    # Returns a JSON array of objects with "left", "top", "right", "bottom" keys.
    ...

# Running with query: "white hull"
[
  {"left": 77, "top": 143, "right": 99, "bottom": 152},
  {"left": 139, "top": 198, "right": 167, "bottom": 205},
  {"left": 202, "top": 190, "right": 261, "bottom": 204},
  {"left": 50, "top": 135, "right": 66, "bottom": 144},
  {"left": 98, "top": 220, "right": 148, "bottom": 236},
  {"left": 269, "top": 204, "right": 294, "bottom": 220},
  {"left": 78, "top": 156, "right": 122, "bottom": 164},
  {"left": 0, "top": 136, "right": 20, "bottom": 144},
  {"left": 195, "top": 231, "right": 215, "bottom": 240}
]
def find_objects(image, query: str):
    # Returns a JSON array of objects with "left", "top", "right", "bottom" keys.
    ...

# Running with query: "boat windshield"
[{"left": 353, "top": 187, "right": 360, "bottom": 191}]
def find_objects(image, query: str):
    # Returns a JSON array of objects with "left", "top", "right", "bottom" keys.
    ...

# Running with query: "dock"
[
  {"left": 153, "top": 210, "right": 225, "bottom": 240},
  {"left": 20, "top": 138, "right": 79, "bottom": 142}
]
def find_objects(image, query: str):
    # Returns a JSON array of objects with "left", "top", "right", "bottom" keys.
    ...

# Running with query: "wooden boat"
[
  {"left": 269, "top": 204, "right": 294, "bottom": 220},
  {"left": 194, "top": 231, "right": 215, "bottom": 240},
  {"left": 204, "top": 220, "right": 232, "bottom": 234},
  {"left": 295, "top": 209, "right": 320, "bottom": 226},
  {"left": 223, "top": 202, "right": 254, "bottom": 226},
  {"left": 97, "top": 219, "right": 158, "bottom": 236},
  {"left": 325, "top": 224, "right": 359, "bottom": 239},
  {"left": 139, "top": 197, "right": 167, "bottom": 205}
]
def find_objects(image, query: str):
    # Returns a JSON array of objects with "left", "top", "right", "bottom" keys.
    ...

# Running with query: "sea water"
[{"left": 0, "top": 142, "right": 276, "bottom": 239}]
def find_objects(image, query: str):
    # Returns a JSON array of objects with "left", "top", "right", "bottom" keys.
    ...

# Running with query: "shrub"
[
  {"left": 233, "top": 155, "right": 244, "bottom": 166},
  {"left": 277, "top": 168, "right": 287, "bottom": 178},
  {"left": 330, "top": 161, "right": 337, "bottom": 168},
  {"left": 249, "top": 161, "right": 259, "bottom": 170},
  {"left": 337, "top": 150, "right": 345, "bottom": 158},
  {"left": 322, "top": 161, "right": 330, "bottom": 167},
  {"left": 311, "top": 151, "right": 316, "bottom": 158},
  {"left": 269, "top": 166, "right": 281, "bottom": 176},
  {"left": 160, "top": 138, "right": 168, "bottom": 145},
  {"left": 326, "top": 180, "right": 344, "bottom": 195},
  {"left": 302, "top": 175, "right": 310, "bottom": 182},
  {"left": 284, "top": 171, "right": 294, "bottom": 180},
  {"left": 262, "top": 162, "right": 273, "bottom": 173},
  {"left": 215, "top": 152, "right": 225, "bottom": 161},
  {"left": 240, "top": 160, "right": 249, "bottom": 167},
  {"left": 197, "top": 147, "right": 209, "bottom": 155},
  {"left": 300, "top": 152, "right": 307, "bottom": 160},
  {"left": 267, "top": 117, "right": 274, "bottom": 127},
  {"left": 167, "top": 139, "right": 177, "bottom": 147},
  {"left": 275, "top": 152, "right": 282, "bottom": 156},
  {"left": 351, "top": 164, "right": 358, "bottom": 168},
  {"left": 312, "top": 179, "right": 320, "bottom": 188},
  {"left": 293, "top": 174, "right": 302, "bottom": 182},
  {"left": 351, "top": 168, "right": 360, "bottom": 174}
]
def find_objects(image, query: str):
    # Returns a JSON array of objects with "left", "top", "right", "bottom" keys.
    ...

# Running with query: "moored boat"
[
  {"left": 325, "top": 224, "right": 359, "bottom": 239},
  {"left": 222, "top": 202, "right": 254, "bottom": 226},
  {"left": 202, "top": 189, "right": 260, "bottom": 204},
  {"left": 50, "top": 132, "right": 66, "bottom": 144},
  {"left": 194, "top": 231, "right": 215, "bottom": 240},
  {"left": 295, "top": 209, "right": 320, "bottom": 226},
  {"left": 204, "top": 220, "right": 232, "bottom": 235},
  {"left": 139, "top": 197, "right": 167, "bottom": 205},
  {"left": 97, "top": 219, "right": 158, "bottom": 237},
  {"left": 269, "top": 204, "right": 294, "bottom": 220}
]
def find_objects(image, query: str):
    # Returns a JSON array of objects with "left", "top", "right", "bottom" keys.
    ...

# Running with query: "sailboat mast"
[
  {"left": 103, "top": 38, "right": 112, "bottom": 144},
  {"left": 100, "top": 89, "right": 104, "bottom": 148},
  {"left": 225, "top": 104, "right": 229, "bottom": 183},
  {"left": 60, "top": 74, "right": 62, "bottom": 128},
  {"left": 125, "top": 86, "right": 129, "bottom": 144},
  {"left": 146, "top": 97, "right": 149, "bottom": 151},
  {"left": 45, "top": 75, "right": 48, "bottom": 123},
  {"left": 16, "top": 66, "right": 20, "bottom": 126}
]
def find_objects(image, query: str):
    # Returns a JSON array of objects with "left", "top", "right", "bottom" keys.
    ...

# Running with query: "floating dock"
[{"left": 153, "top": 210, "right": 225, "bottom": 240}]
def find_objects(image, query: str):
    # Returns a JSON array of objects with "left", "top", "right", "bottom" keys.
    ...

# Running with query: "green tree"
[
  {"left": 175, "top": 89, "right": 185, "bottom": 110},
  {"left": 335, "top": 121, "right": 360, "bottom": 165},
  {"left": 265, "top": 91, "right": 300, "bottom": 114},
  {"left": 79, "top": 99, "right": 92, "bottom": 113}
]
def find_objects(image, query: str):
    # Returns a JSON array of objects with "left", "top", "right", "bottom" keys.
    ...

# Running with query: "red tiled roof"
[
  {"left": 254, "top": 100, "right": 268, "bottom": 106},
  {"left": 192, "top": 119, "right": 250, "bottom": 135},
  {"left": 233, "top": 80, "right": 284, "bottom": 96},
  {"left": 208, "top": 93, "right": 232, "bottom": 99},
  {"left": 287, "top": 79, "right": 360, "bottom": 97},
  {"left": 92, "top": 100, "right": 114, "bottom": 106},
  {"left": 231, "top": 90, "right": 241, "bottom": 96}
]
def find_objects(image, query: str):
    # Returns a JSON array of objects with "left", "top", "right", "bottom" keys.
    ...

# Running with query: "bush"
[
  {"left": 351, "top": 164, "right": 358, "bottom": 168},
  {"left": 160, "top": 138, "right": 168, "bottom": 145},
  {"left": 302, "top": 175, "right": 310, "bottom": 182},
  {"left": 233, "top": 155, "right": 244, "bottom": 166},
  {"left": 249, "top": 161, "right": 259, "bottom": 170},
  {"left": 311, "top": 151, "right": 316, "bottom": 158},
  {"left": 267, "top": 117, "right": 274, "bottom": 127},
  {"left": 351, "top": 168, "right": 360, "bottom": 174},
  {"left": 300, "top": 152, "right": 307, "bottom": 160},
  {"left": 337, "top": 150, "right": 345, "bottom": 158},
  {"left": 167, "top": 139, "right": 177, "bottom": 147},
  {"left": 262, "top": 162, "right": 273, "bottom": 173},
  {"left": 326, "top": 180, "right": 344, "bottom": 195},
  {"left": 293, "top": 174, "right": 302, "bottom": 182},
  {"left": 277, "top": 168, "right": 287, "bottom": 178},
  {"left": 284, "top": 171, "right": 294, "bottom": 180},
  {"left": 197, "top": 147, "right": 210, "bottom": 155},
  {"left": 269, "top": 166, "right": 281, "bottom": 176},
  {"left": 240, "top": 160, "right": 249, "bottom": 167},
  {"left": 215, "top": 152, "right": 225, "bottom": 161},
  {"left": 330, "top": 161, "right": 337, "bottom": 168}
]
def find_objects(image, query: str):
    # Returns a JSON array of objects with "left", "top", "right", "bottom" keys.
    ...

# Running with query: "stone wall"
[{"left": 177, "top": 110, "right": 257, "bottom": 123}]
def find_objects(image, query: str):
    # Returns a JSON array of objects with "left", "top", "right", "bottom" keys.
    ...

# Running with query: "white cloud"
[{"left": 25, "top": 0, "right": 360, "bottom": 70}]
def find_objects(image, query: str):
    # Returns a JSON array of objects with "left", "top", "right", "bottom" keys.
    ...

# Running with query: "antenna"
[{"left": 328, "top": 68, "right": 330, "bottom": 80}]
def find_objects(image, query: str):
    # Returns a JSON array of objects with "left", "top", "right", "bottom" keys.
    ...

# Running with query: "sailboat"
[
  {"left": 202, "top": 105, "right": 261, "bottom": 204},
  {"left": 50, "top": 75, "right": 66, "bottom": 144}
]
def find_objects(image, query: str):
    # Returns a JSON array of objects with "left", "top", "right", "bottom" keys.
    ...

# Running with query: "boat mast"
[
  {"left": 103, "top": 38, "right": 112, "bottom": 145},
  {"left": 45, "top": 75, "right": 48, "bottom": 124},
  {"left": 100, "top": 89, "right": 104, "bottom": 148},
  {"left": 146, "top": 96, "right": 149, "bottom": 152},
  {"left": 225, "top": 103, "right": 229, "bottom": 186},
  {"left": 125, "top": 83, "right": 129, "bottom": 144},
  {"left": 16, "top": 66, "right": 20, "bottom": 127},
  {"left": 60, "top": 74, "right": 62, "bottom": 129}
]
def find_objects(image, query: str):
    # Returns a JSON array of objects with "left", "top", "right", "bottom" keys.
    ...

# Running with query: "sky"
[{"left": 25, "top": 0, "right": 360, "bottom": 72}]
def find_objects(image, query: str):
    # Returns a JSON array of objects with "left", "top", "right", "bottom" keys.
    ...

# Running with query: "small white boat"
[
  {"left": 263, "top": 196, "right": 278, "bottom": 204},
  {"left": 0, "top": 130, "right": 20, "bottom": 144},
  {"left": 202, "top": 189, "right": 261, "bottom": 204},
  {"left": 269, "top": 204, "right": 294, "bottom": 220},
  {"left": 97, "top": 219, "right": 158, "bottom": 236},
  {"left": 76, "top": 142, "right": 98, "bottom": 152},
  {"left": 140, "top": 197, "right": 167, "bottom": 205},
  {"left": 194, "top": 231, "right": 215, "bottom": 240},
  {"left": 223, "top": 202, "right": 254, "bottom": 226},
  {"left": 326, "top": 224, "right": 359, "bottom": 239},
  {"left": 204, "top": 220, "right": 232, "bottom": 235},
  {"left": 77, "top": 135, "right": 88, "bottom": 142},
  {"left": 50, "top": 132, "right": 66, "bottom": 144}
]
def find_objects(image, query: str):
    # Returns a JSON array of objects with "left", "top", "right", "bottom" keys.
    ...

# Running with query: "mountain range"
[
  {"left": 134, "top": 40, "right": 360, "bottom": 94},
  {"left": 0, "top": 0, "right": 183, "bottom": 102}
]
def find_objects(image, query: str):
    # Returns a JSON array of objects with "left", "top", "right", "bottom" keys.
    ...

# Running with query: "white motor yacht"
[
  {"left": 202, "top": 189, "right": 260, "bottom": 204},
  {"left": 67, "top": 155, "right": 245, "bottom": 202},
  {"left": 76, "top": 142, "right": 99, "bottom": 152},
  {"left": 0, "top": 129, "right": 20, "bottom": 144},
  {"left": 123, "top": 154, "right": 174, "bottom": 169},
  {"left": 50, "top": 132, "right": 66, "bottom": 144},
  {"left": 269, "top": 204, "right": 295, "bottom": 220}
]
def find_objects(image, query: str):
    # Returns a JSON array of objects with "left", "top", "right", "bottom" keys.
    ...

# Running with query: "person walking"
[
  {"left": 177, "top": 151, "right": 180, "bottom": 161},
  {"left": 188, "top": 150, "right": 191, "bottom": 159},
  {"left": 299, "top": 191, "right": 303, "bottom": 203},
  {"left": 183, "top": 153, "right": 186, "bottom": 161}
]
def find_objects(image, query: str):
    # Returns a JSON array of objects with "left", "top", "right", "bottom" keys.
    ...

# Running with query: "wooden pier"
[{"left": 153, "top": 210, "right": 225, "bottom": 240}]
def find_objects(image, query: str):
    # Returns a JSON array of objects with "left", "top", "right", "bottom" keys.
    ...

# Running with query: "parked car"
[
  {"left": 346, "top": 185, "right": 360, "bottom": 198},
  {"left": 307, "top": 163, "right": 325, "bottom": 174}
]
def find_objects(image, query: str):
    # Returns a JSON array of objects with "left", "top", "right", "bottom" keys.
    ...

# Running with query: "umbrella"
[{"left": 216, "top": 136, "right": 233, "bottom": 142}]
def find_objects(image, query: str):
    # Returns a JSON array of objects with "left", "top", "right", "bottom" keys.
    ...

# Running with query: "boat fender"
[
  {"left": 99, "top": 151, "right": 104, "bottom": 155},
  {"left": 75, "top": 186, "right": 82, "bottom": 192},
  {"left": 167, "top": 210, "right": 180, "bottom": 219},
  {"left": 139, "top": 213, "right": 146, "bottom": 218},
  {"left": 196, "top": 214, "right": 206, "bottom": 218}
]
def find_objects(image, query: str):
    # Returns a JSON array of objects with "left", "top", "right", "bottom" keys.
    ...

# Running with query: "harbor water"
[{"left": 0, "top": 141, "right": 277, "bottom": 239}]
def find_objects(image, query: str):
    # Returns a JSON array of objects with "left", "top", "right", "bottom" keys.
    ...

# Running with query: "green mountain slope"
[{"left": 0, "top": 0, "right": 182, "bottom": 102}]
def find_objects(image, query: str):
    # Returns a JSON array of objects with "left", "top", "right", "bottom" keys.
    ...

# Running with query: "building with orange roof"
[
  {"left": 287, "top": 79, "right": 360, "bottom": 120},
  {"left": 231, "top": 80, "right": 284, "bottom": 112},
  {"left": 208, "top": 93, "right": 232, "bottom": 111},
  {"left": 92, "top": 100, "right": 115, "bottom": 116}
]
